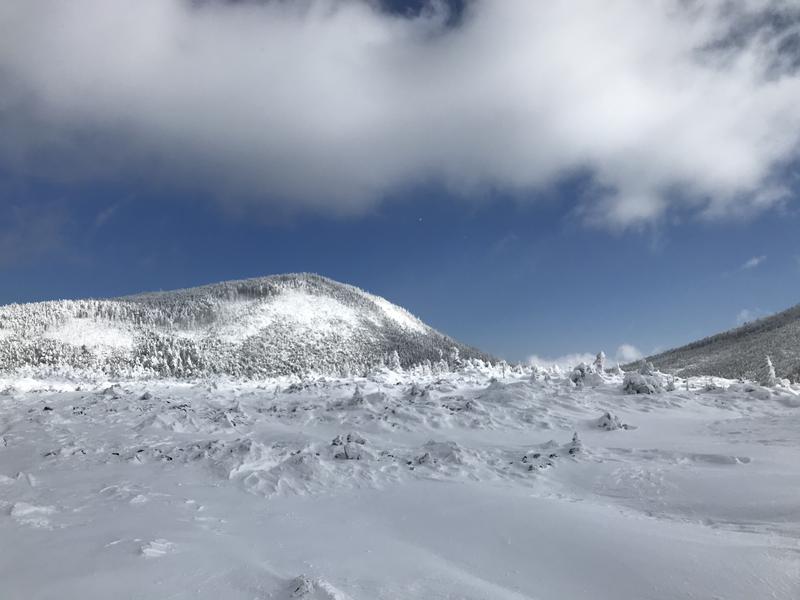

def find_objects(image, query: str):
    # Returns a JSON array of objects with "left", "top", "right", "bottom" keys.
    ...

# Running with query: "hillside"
[
  {"left": 640, "top": 303, "right": 800, "bottom": 381},
  {"left": 0, "top": 273, "right": 493, "bottom": 378}
]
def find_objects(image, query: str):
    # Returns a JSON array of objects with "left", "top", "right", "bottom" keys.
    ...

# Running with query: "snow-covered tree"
[
  {"left": 499, "top": 360, "right": 509, "bottom": 378},
  {"left": 593, "top": 351, "right": 606, "bottom": 373},
  {"left": 388, "top": 350, "right": 402, "bottom": 371},
  {"left": 448, "top": 346, "right": 461, "bottom": 368},
  {"left": 759, "top": 355, "right": 777, "bottom": 387},
  {"left": 639, "top": 360, "right": 656, "bottom": 376}
]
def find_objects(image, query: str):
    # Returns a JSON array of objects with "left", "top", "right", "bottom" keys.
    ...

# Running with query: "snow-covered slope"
[
  {"left": 636, "top": 302, "right": 800, "bottom": 380},
  {"left": 0, "top": 273, "right": 493, "bottom": 378}
]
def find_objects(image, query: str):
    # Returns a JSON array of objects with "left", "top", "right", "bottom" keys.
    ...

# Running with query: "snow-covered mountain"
[
  {"left": 0, "top": 273, "right": 493, "bottom": 378},
  {"left": 639, "top": 302, "right": 800, "bottom": 380}
]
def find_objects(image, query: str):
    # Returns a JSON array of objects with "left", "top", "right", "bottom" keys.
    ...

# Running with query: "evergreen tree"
[
  {"left": 388, "top": 350, "right": 402, "bottom": 371},
  {"left": 759, "top": 355, "right": 777, "bottom": 387}
]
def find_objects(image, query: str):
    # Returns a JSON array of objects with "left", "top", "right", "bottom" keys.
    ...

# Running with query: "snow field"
[{"left": 1, "top": 367, "right": 799, "bottom": 599}]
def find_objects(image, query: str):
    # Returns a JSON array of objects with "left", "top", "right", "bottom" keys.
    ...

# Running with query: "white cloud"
[
  {"left": 741, "top": 255, "right": 767, "bottom": 269},
  {"left": 736, "top": 307, "right": 770, "bottom": 325},
  {"left": 527, "top": 352, "right": 595, "bottom": 370},
  {"left": 614, "top": 344, "right": 643, "bottom": 364},
  {"left": 1, "top": 1, "right": 799, "bottom": 226},
  {"left": 527, "top": 343, "right": 643, "bottom": 369}
]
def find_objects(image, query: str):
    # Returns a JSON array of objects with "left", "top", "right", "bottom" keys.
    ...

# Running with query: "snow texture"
[{"left": 1, "top": 364, "right": 799, "bottom": 599}]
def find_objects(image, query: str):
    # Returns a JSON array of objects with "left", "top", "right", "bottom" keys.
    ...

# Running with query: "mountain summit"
[{"left": 0, "top": 273, "right": 493, "bottom": 378}]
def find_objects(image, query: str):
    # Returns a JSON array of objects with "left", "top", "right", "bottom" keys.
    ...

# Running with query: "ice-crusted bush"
[
  {"left": 569, "top": 362, "right": 590, "bottom": 386},
  {"left": 597, "top": 412, "right": 632, "bottom": 431},
  {"left": 569, "top": 354, "right": 604, "bottom": 387},
  {"left": 622, "top": 361, "right": 663, "bottom": 394}
]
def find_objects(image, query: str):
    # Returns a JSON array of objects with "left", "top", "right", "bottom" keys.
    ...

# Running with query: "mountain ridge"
[
  {"left": 0, "top": 273, "right": 495, "bottom": 379},
  {"left": 634, "top": 302, "right": 800, "bottom": 381}
]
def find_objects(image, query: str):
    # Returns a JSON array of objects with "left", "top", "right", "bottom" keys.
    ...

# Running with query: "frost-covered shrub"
[
  {"left": 622, "top": 362, "right": 663, "bottom": 394},
  {"left": 597, "top": 412, "right": 632, "bottom": 431},
  {"left": 569, "top": 360, "right": 603, "bottom": 387},
  {"left": 332, "top": 432, "right": 366, "bottom": 460},
  {"left": 623, "top": 372, "right": 659, "bottom": 394},
  {"left": 569, "top": 362, "right": 590, "bottom": 385}
]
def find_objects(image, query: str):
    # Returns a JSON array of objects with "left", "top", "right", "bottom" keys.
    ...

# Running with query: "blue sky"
[
  {"left": 2, "top": 173, "right": 798, "bottom": 363},
  {"left": 1, "top": 1, "right": 799, "bottom": 363}
]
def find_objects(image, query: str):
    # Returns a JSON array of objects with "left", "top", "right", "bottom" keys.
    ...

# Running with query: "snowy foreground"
[{"left": 1, "top": 366, "right": 799, "bottom": 599}]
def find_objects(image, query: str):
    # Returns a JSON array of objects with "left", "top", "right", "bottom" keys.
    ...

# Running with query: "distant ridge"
[
  {"left": 0, "top": 273, "right": 494, "bottom": 378},
  {"left": 636, "top": 303, "right": 800, "bottom": 381}
]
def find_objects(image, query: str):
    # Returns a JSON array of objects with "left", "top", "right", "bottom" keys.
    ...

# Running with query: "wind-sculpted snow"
[
  {"left": 0, "top": 273, "right": 493, "bottom": 379},
  {"left": 2, "top": 364, "right": 799, "bottom": 599},
  {"left": 639, "top": 302, "right": 800, "bottom": 381}
]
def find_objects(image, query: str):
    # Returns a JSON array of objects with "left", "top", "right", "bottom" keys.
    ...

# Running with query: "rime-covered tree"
[
  {"left": 388, "top": 350, "right": 402, "bottom": 371},
  {"left": 593, "top": 351, "right": 606, "bottom": 373},
  {"left": 759, "top": 355, "right": 777, "bottom": 387}
]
